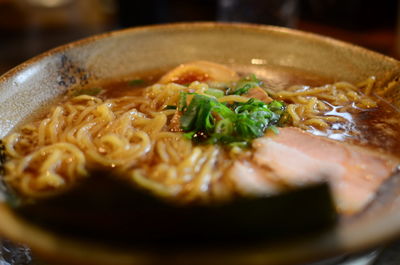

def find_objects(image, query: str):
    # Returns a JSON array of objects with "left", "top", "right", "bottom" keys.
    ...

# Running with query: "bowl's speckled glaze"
[{"left": 1, "top": 22, "right": 400, "bottom": 265}]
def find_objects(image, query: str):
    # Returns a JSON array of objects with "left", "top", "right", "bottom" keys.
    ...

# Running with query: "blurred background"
[{"left": 0, "top": 0, "right": 399, "bottom": 75}]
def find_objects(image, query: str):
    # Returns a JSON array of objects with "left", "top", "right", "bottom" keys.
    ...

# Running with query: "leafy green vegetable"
[
  {"left": 231, "top": 83, "right": 252, "bottom": 95},
  {"left": 215, "top": 119, "right": 233, "bottom": 135},
  {"left": 268, "top": 100, "right": 285, "bottom": 114},
  {"left": 128, "top": 79, "right": 145, "bottom": 86},
  {"left": 181, "top": 94, "right": 221, "bottom": 132},
  {"left": 180, "top": 92, "right": 285, "bottom": 147},
  {"left": 277, "top": 108, "right": 292, "bottom": 127},
  {"left": 229, "top": 74, "right": 263, "bottom": 95},
  {"left": 164, "top": 105, "right": 177, "bottom": 110},
  {"left": 268, "top": 125, "right": 279, "bottom": 135},
  {"left": 205, "top": 88, "right": 225, "bottom": 98},
  {"left": 73, "top": 87, "right": 102, "bottom": 97},
  {"left": 178, "top": 92, "right": 188, "bottom": 112},
  {"left": 183, "top": 131, "right": 196, "bottom": 139}
]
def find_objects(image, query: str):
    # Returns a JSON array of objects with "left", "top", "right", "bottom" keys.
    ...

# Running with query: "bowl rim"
[
  {"left": 1, "top": 22, "right": 400, "bottom": 265},
  {"left": 1, "top": 21, "right": 399, "bottom": 83}
]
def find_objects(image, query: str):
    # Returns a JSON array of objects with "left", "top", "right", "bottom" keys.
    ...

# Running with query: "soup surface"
[{"left": 1, "top": 61, "right": 400, "bottom": 216}]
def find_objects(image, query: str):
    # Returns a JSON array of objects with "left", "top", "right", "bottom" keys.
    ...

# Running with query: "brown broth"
[
  {"left": 101, "top": 72, "right": 160, "bottom": 98},
  {"left": 232, "top": 64, "right": 334, "bottom": 90},
  {"left": 307, "top": 100, "right": 400, "bottom": 158},
  {"left": 89, "top": 64, "right": 334, "bottom": 99},
  {"left": 352, "top": 99, "right": 400, "bottom": 157}
]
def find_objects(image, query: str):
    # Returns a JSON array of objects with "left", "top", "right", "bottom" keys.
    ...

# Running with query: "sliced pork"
[
  {"left": 229, "top": 127, "right": 399, "bottom": 214},
  {"left": 159, "top": 61, "right": 239, "bottom": 84}
]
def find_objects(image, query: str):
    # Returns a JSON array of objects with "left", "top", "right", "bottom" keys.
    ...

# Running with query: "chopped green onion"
[
  {"left": 164, "top": 105, "right": 177, "bottom": 110},
  {"left": 180, "top": 90, "right": 285, "bottom": 148},
  {"left": 128, "top": 79, "right": 145, "bottom": 86},
  {"left": 178, "top": 92, "right": 187, "bottom": 112},
  {"left": 232, "top": 83, "right": 252, "bottom": 95},
  {"left": 215, "top": 119, "right": 233, "bottom": 135},
  {"left": 205, "top": 88, "right": 225, "bottom": 98},
  {"left": 268, "top": 100, "right": 284, "bottom": 113},
  {"left": 268, "top": 125, "right": 279, "bottom": 134},
  {"left": 73, "top": 87, "right": 102, "bottom": 97},
  {"left": 180, "top": 94, "right": 209, "bottom": 131},
  {"left": 228, "top": 74, "right": 263, "bottom": 96},
  {"left": 183, "top": 131, "right": 196, "bottom": 139},
  {"left": 227, "top": 141, "right": 250, "bottom": 149}
]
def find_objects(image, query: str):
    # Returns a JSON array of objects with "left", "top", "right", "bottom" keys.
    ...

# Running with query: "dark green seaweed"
[{"left": 15, "top": 175, "right": 337, "bottom": 250}]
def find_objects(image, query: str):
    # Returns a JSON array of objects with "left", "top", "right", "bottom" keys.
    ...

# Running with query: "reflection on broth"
[{"left": 1, "top": 61, "right": 400, "bottom": 216}]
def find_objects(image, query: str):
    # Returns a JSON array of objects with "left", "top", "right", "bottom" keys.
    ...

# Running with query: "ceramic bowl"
[{"left": 1, "top": 22, "right": 400, "bottom": 265}]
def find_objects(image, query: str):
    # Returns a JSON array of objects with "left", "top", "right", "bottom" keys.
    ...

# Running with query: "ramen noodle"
[{"left": 1, "top": 61, "right": 399, "bottom": 214}]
